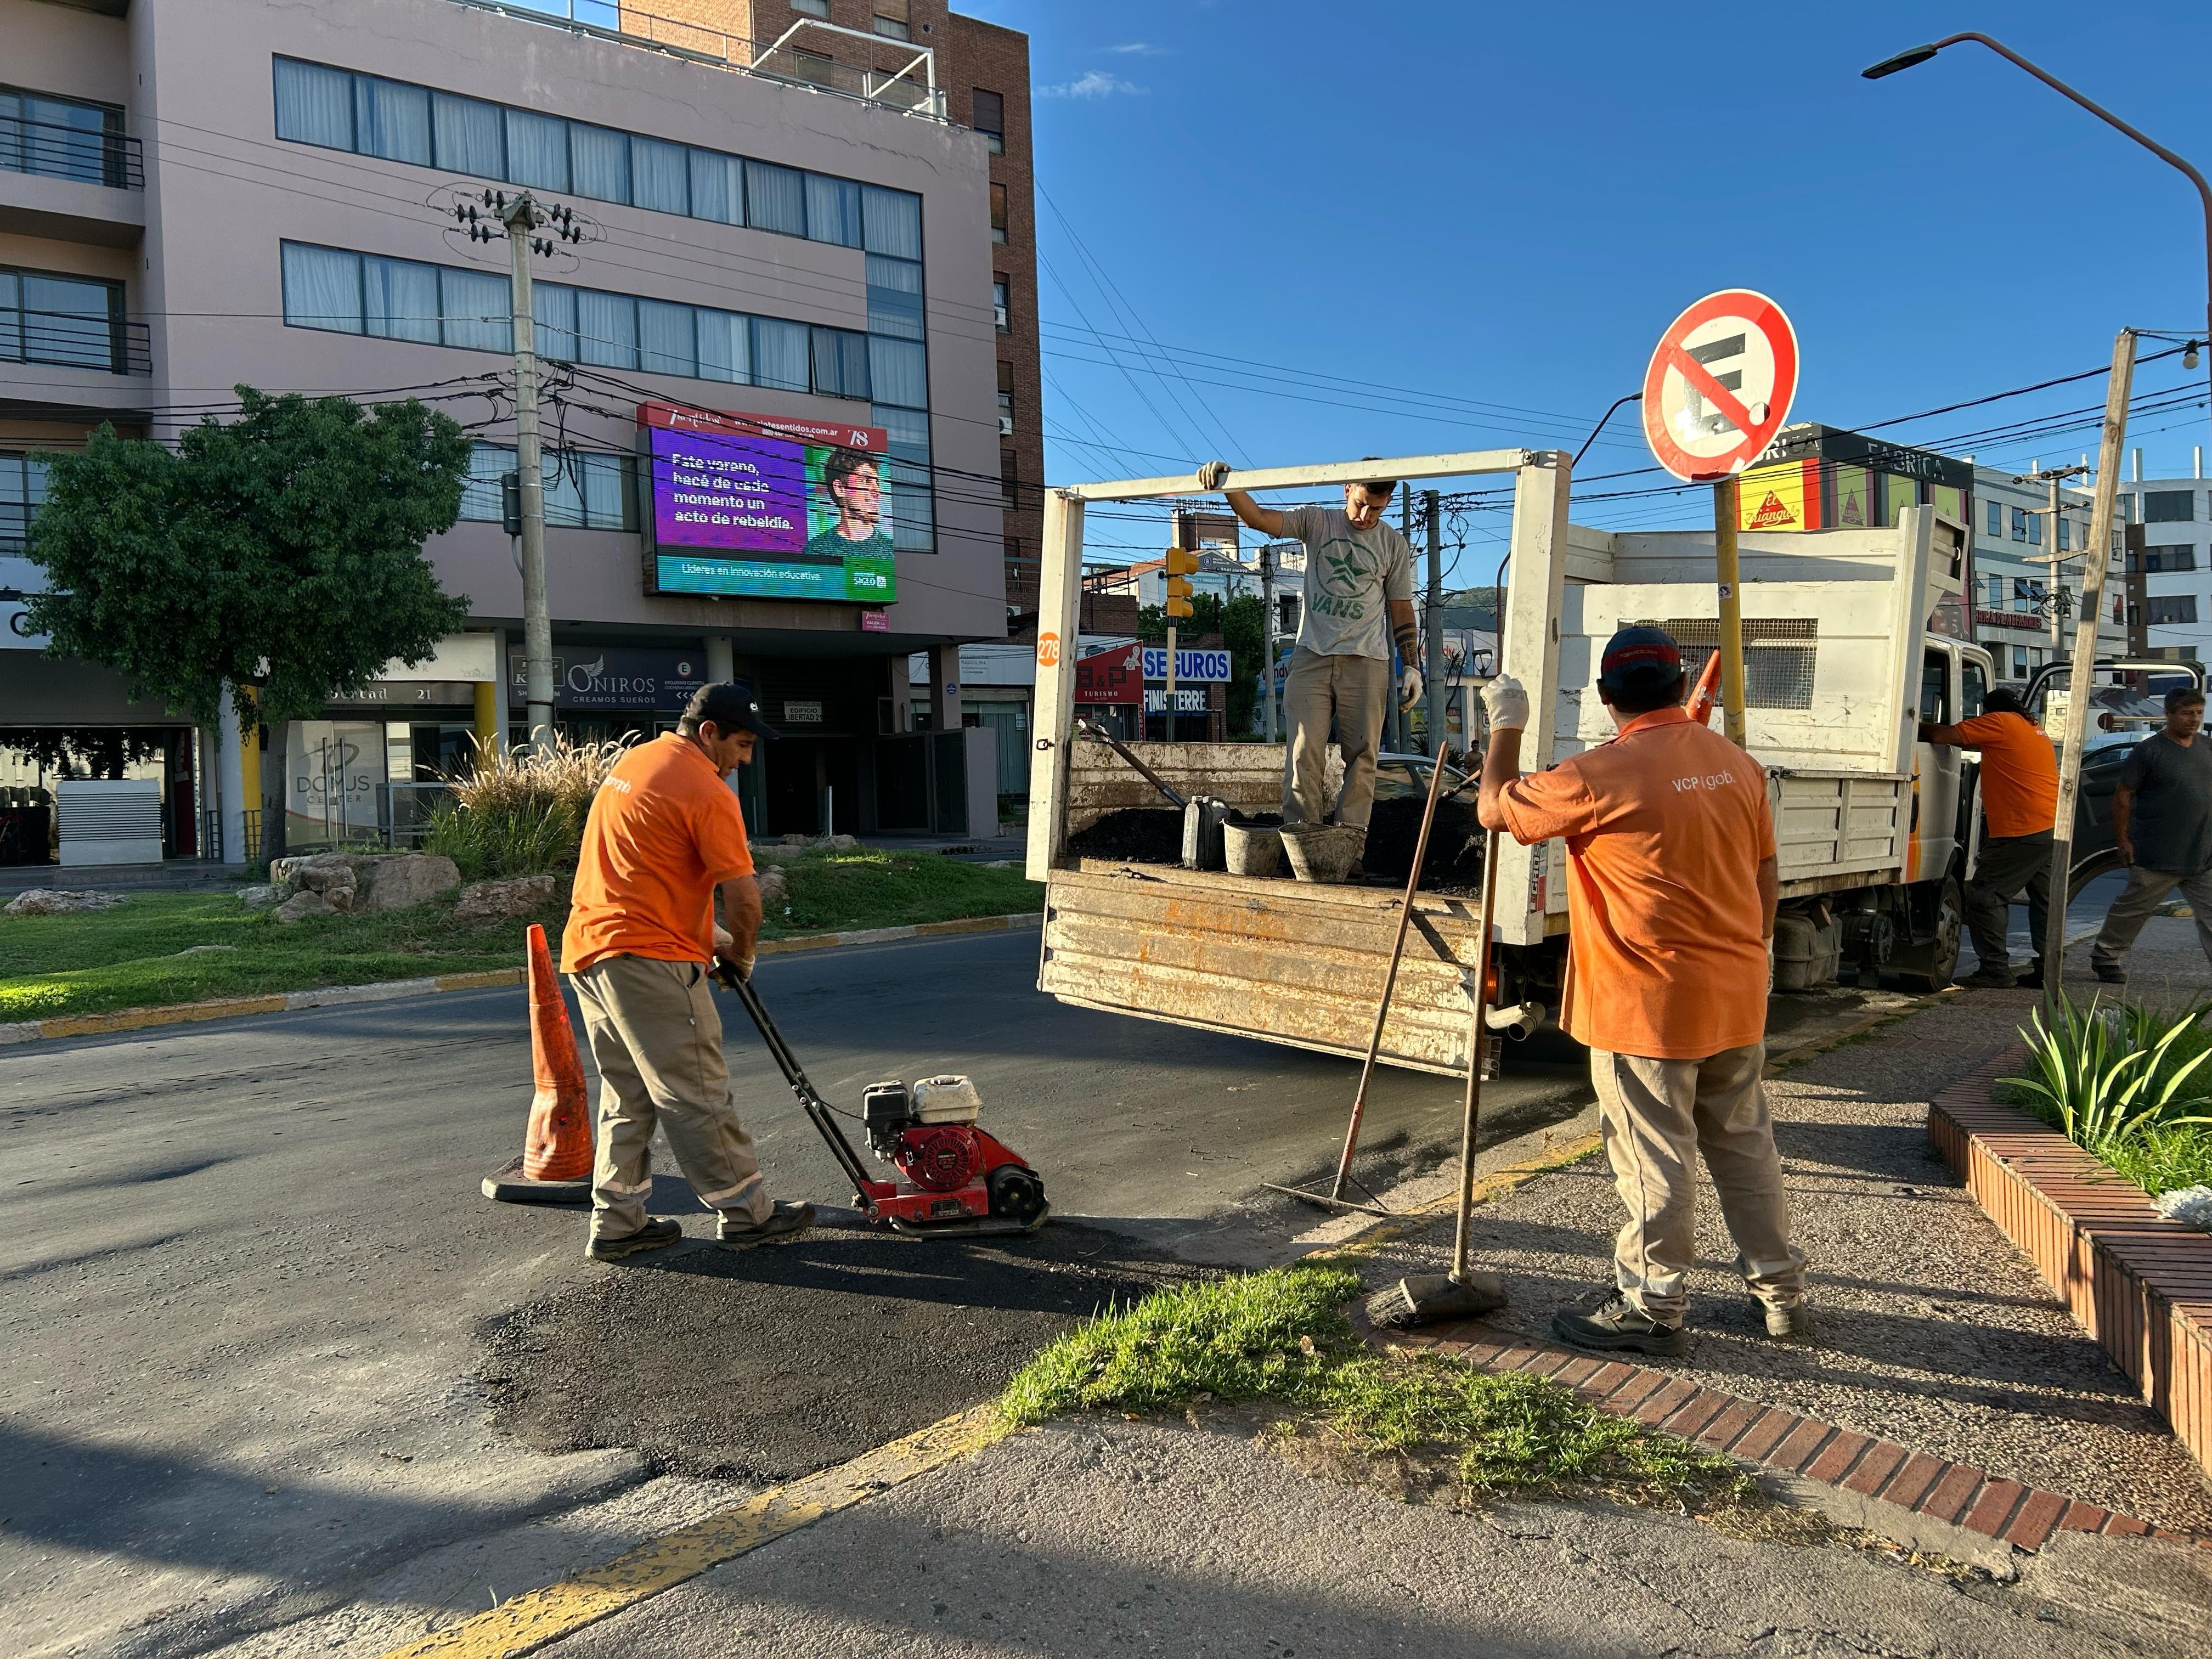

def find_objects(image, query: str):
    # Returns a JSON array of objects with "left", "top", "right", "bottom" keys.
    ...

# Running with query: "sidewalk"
[{"left": 1359, "top": 915, "right": 2212, "bottom": 1536}]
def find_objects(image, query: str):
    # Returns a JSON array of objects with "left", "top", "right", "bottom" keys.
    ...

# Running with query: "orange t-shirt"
[
  {"left": 1949, "top": 712, "right": 2058, "bottom": 840},
  {"left": 1498, "top": 707, "right": 1776, "bottom": 1060},
  {"left": 561, "top": 733, "right": 754, "bottom": 975}
]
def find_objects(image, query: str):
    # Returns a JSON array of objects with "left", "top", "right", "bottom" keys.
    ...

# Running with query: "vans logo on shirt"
[{"left": 1671, "top": 770, "right": 1736, "bottom": 793}]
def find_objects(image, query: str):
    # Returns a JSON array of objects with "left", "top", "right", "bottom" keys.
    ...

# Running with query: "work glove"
[
  {"left": 1195, "top": 460, "right": 1232, "bottom": 491},
  {"left": 1400, "top": 665, "right": 1424, "bottom": 712},
  {"left": 1481, "top": 674, "right": 1530, "bottom": 733}
]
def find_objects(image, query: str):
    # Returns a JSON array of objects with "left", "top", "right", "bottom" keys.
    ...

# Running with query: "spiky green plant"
[
  {"left": 423, "top": 733, "right": 630, "bottom": 879},
  {"left": 2005, "top": 990, "right": 2212, "bottom": 1155}
]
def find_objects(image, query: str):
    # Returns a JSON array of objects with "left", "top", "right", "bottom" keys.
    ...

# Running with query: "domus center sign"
[{"left": 637, "top": 402, "right": 896, "bottom": 603}]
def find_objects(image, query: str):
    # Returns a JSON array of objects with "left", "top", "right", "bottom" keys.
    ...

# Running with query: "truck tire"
[{"left": 1889, "top": 874, "right": 1963, "bottom": 992}]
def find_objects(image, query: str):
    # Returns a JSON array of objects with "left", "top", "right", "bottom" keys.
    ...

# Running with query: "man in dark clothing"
[
  {"left": 1921, "top": 685, "right": 2058, "bottom": 989},
  {"left": 2091, "top": 685, "right": 2212, "bottom": 981}
]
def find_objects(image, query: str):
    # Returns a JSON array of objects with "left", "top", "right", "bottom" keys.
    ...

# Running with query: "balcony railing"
[
  {"left": 454, "top": 1, "right": 946, "bottom": 120},
  {"left": 0, "top": 114, "right": 143, "bottom": 190},
  {"left": 1, "top": 307, "right": 152, "bottom": 375}
]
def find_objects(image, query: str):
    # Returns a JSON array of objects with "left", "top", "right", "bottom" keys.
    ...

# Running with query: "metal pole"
[
  {"left": 1451, "top": 824, "right": 1504, "bottom": 1283},
  {"left": 2049, "top": 475, "right": 2063, "bottom": 657},
  {"left": 1164, "top": 622, "right": 1177, "bottom": 744},
  {"left": 1714, "top": 475, "right": 1748, "bottom": 744},
  {"left": 1259, "top": 542, "right": 1278, "bottom": 743},
  {"left": 504, "top": 196, "right": 554, "bottom": 752},
  {"left": 2044, "top": 330, "right": 2137, "bottom": 1007},
  {"left": 1424, "top": 488, "right": 1446, "bottom": 754}
]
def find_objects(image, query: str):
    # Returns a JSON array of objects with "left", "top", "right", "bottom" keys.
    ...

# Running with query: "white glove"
[
  {"left": 1482, "top": 674, "right": 1530, "bottom": 733},
  {"left": 1399, "top": 665, "right": 1423, "bottom": 711},
  {"left": 1196, "top": 460, "right": 1231, "bottom": 491}
]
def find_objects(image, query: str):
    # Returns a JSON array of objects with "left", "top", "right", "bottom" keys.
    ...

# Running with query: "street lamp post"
[{"left": 1863, "top": 33, "right": 2211, "bottom": 436}]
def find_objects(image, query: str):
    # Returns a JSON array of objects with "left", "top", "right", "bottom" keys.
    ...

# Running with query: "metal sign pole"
[{"left": 1714, "top": 475, "right": 1748, "bottom": 744}]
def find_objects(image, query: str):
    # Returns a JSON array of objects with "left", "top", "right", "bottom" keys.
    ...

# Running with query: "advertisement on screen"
[{"left": 638, "top": 402, "right": 895, "bottom": 603}]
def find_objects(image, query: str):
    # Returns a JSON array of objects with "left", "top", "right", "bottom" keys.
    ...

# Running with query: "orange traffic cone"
[
  {"left": 1688, "top": 650, "right": 1724, "bottom": 727},
  {"left": 482, "top": 924, "right": 596, "bottom": 1206}
]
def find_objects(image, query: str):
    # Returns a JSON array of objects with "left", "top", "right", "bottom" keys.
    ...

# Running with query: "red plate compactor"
[{"left": 719, "top": 966, "right": 1049, "bottom": 1238}]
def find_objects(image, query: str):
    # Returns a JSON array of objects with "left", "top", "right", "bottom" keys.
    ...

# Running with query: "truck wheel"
[{"left": 1890, "top": 875, "right": 1963, "bottom": 992}]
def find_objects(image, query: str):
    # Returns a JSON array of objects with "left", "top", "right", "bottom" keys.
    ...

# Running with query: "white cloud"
[
  {"left": 1108, "top": 42, "right": 1167, "bottom": 55},
  {"left": 1037, "top": 70, "right": 1145, "bottom": 99}
]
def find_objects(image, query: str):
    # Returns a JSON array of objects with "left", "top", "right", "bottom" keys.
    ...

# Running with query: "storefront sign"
[
  {"left": 782, "top": 701, "right": 823, "bottom": 724},
  {"left": 1143, "top": 688, "right": 1209, "bottom": 714},
  {"left": 637, "top": 402, "right": 896, "bottom": 603},
  {"left": 328, "top": 681, "right": 482, "bottom": 709},
  {"left": 1075, "top": 645, "right": 1142, "bottom": 706},
  {"left": 1141, "top": 647, "right": 1232, "bottom": 683},
  {"left": 507, "top": 648, "right": 708, "bottom": 712}
]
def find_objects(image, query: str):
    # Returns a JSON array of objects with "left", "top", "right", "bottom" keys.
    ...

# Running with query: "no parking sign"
[{"left": 1640, "top": 290, "right": 1799, "bottom": 483}]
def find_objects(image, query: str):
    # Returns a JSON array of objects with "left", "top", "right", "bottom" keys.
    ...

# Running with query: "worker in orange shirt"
[
  {"left": 1920, "top": 685, "right": 2058, "bottom": 989},
  {"left": 1477, "top": 627, "right": 1807, "bottom": 1356},
  {"left": 561, "top": 684, "right": 816, "bottom": 1262}
]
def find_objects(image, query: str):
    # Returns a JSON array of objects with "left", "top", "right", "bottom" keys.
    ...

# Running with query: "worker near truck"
[
  {"left": 560, "top": 682, "right": 816, "bottom": 1262},
  {"left": 1476, "top": 627, "right": 1809, "bottom": 1356},
  {"left": 1919, "top": 686, "right": 2058, "bottom": 990},
  {"left": 1198, "top": 460, "right": 1421, "bottom": 836},
  {"left": 2091, "top": 685, "right": 2212, "bottom": 981}
]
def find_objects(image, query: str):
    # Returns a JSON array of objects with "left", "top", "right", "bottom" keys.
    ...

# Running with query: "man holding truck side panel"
[
  {"left": 1920, "top": 685, "right": 2058, "bottom": 990},
  {"left": 1477, "top": 627, "right": 1808, "bottom": 1357},
  {"left": 1198, "top": 460, "right": 1421, "bottom": 834}
]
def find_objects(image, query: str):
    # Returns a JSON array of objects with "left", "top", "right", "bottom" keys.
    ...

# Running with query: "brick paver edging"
[
  {"left": 0, "top": 912, "right": 1045, "bottom": 1048},
  {"left": 1372, "top": 1322, "right": 2207, "bottom": 1555},
  {"left": 1927, "top": 1049, "right": 2212, "bottom": 1479}
]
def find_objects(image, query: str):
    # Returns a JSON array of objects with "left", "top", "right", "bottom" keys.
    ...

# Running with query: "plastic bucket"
[
  {"left": 1222, "top": 821, "right": 1283, "bottom": 878},
  {"left": 1281, "top": 823, "right": 1363, "bottom": 884}
]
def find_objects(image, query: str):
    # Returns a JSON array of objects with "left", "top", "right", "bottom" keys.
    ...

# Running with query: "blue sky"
[{"left": 957, "top": 1, "right": 2212, "bottom": 567}]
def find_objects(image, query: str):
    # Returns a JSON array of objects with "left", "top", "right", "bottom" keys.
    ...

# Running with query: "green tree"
[
  {"left": 25, "top": 387, "right": 473, "bottom": 726},
  {"left": 1135, "top": 590, "right": 1267, "bottom": 735}
]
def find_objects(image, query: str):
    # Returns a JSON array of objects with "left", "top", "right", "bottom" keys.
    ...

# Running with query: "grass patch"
[
  {"left": 759, "top": 851, "right": 1041, "bottom": 939},
  {"left": 1002, "top": 1265, "right": 1745, "bottom": 1508}
]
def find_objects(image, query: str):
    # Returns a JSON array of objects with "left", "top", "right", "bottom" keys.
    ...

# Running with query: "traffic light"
[
  {"left": 1164, "top": 546, "right": 1199, "bottom": 618},
  {"left": 501, "top": 471, "right": 523, "bottom": 538}
]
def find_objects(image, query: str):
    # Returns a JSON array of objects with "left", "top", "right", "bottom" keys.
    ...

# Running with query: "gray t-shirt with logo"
[{"left": 1279, "top": 505, "right": 1415, "bottom": 660}]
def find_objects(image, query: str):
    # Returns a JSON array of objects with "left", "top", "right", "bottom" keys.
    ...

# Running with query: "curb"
[
  {"left": 1374, "top": 1323, "right": 2209, "bottom": 1563},
  {"left": 0, "top": 913, "right": 1046, "bottom": 1049}
]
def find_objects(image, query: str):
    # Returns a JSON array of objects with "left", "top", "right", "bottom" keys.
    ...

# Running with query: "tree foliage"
[
  {"left": 1135, "top": 591, "right": 1269, "bottom": 733},
  {"left": 25, "top": 387, "right": 473, "bottom": 725}
]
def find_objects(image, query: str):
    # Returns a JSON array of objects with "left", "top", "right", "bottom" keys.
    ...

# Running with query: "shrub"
[
  {"left": 424, "top": 735, "right": 627, "bottom": 880},
  {"left": 2004, "top": 990, "right": 2212, "bottom": 1194}
]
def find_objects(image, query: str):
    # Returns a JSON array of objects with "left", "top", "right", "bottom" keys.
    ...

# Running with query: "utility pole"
[
  {"left": 1390, "top": 485, "right": 1414, "bottom": 752},
  {"left": 2018, "top": 461, "right": 2092, "bottom": 660},
  {"left": 1423, "top": 489, "right": 1445, "bottom": 754},
  {"left": 459, "top": 189, "right": 581, "bottom": 751},
  {"left": 2043, "top": 330, "right": 2137, "bottom": 1008},
  {"left": 1259, "top": 541, "right": 1278, "bottom": 742}
]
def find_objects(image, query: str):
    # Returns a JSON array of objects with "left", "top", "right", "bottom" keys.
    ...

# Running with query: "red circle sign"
[{"left": 1639, "top": 290, "right": 1799, "bottom": 483}]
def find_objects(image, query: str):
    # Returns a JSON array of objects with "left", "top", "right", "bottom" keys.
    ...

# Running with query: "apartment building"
[
  {"left": 1966, "top": 461, "right": 2117, "bottom": 684},
  {"left": 1, "top": 0, "right": 1031, "bottom": 865},
  {"left": 2117, "top": 455, "right": 2212, "bottom": 666}
]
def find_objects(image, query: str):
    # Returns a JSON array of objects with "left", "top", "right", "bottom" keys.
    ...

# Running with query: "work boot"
[
  {"left": 718, "top": 1199, "right": 816, "bottom": 1249},
  {"left": 1959, "top": 965, "right": 2015, "bottom": 989},
  {"left": 2093, "top": 958, "right": 2127, "bottom": 984},
  {"left": 2014, "top": 960, "right": 2047, "bottom": 991},
  {"left": 585, "top": 1217, "right": 684, "bottom": 1262},
  {"left": 1550, "top": 1290, "right": 1689, "bottom": 1358},
  {"left": 1757, "top": 1300, "right": 1814, "bottom": 1342}
]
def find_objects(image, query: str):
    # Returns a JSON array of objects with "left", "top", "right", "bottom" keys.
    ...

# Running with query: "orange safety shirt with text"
[
  {"left": 1497, "top": 707, "right": 1776, "bottom": 1060},
  {"left": 561, "top": 733, "right": 754, "bottom": 975}
]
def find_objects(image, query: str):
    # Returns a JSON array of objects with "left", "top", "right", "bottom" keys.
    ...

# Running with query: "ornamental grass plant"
[
  {"left": 424, "top": 734, "right": 628, "bottom": 880},
  {"left": 2002, "top": 990, "right": 2212, "bottom": 1197}
]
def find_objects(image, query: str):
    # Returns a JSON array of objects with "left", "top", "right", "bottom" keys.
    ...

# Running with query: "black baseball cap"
[
  {"left": 1597, "top": 625, "right": 1684, "bottom": 696},
  {"left": 682, "top": 681, "right": 782, "bottom": 740}
]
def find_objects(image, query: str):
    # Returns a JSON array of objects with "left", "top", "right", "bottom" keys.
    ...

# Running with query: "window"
[
  {"left": 1985, "top": 498, "right": 2002, "bottom": 537},
  {"left": 631, "top": 136, "right": 689, "bottom": 215},
  {"left": 1001, "top": 448, "right": 1019, "bottom": 510},
  {"left": 280, "top": 241, "right": 871, "bottom": 399},
  {"left": 1984, "top": 574, "right": 2004, "bottom": 608},
  {"left": 867, "top": 334, "right": 926, "bottom": 408},
  {"left": 2148, "top": 595, "right": 2199, "bottom": 625},
  {"left": 876, "top": 404, "right": 933, "bottom": 554},
  {"left": 1, "top": 86, "right": 128, "bottom": 187},
  {"left": 973, "top": 88, "right": 1005, "bottom": 154},
  {"left": 1, "top": 267, "right": 126, "bottom": 371},
  {"left": 2145, "top": 544, "right": 2198, "bottom": 573},
  {"left": 353, "top": 75, "right": 431, "bottom": 165},
  {"left": 992, "top": 277, "right": 1010, "bottom": 334},
  {"left": 997, "top": 359, "right": 1014, "bottom": 436},
  {"left": 690, "top": 150, "right": 742, "bottom": 225},
  {"left": 2145, "top": 489, "right": 2197, "bottom": 523},
  {"left": 1918, "top": 649, "right": 1949, "bottom": 725},
  {"left": 505, "top": 109, "right": 569, "bottom": 190},
  {"left": 2012, "top": 646, "right": 2029, "bottom": 677},
  {"left": 433, "top": 91, "right": 504, "bottom": 177},
  {"left": 0, "top": 450, "right": 52, "bottom": 554},
  {"left": 273, "top": 59, "right": 354, "bottom": 150},
  {"left": 459, "top": 443, "right": 636, "bottom": 532},
  {"left": 873, "top": 1, "right": 912, "bottom": 40},
  {"left": 791, "top": 0, "right": 830, "bottom": 14},
  {"left": 1961, "top": 659, "right": 1987, "bottom": 720},
  {"left": 2028, "top": 511, "right": 2042, "bottom": 546},
  {"left": 569, "top": 123, "right": 630, "bottom": 204},
  {"left": 862, "top": 185, "right": 922, "bottom": 258},
  {"left": 990, "top": 183, "right": 1008, "bottom": 244},
  {"left": 2011, "top": 506, "right": 2028, "bottom": 541},
  {"left": 746, "top": 160, "right": 807, "bottom": 236},
  {"left": 1278, "top": 594, "right": 1301, "bottom": 637},
  {"left": 2057, "top": 517, "right": 2070, "bottom": 551},
  {"left": 2119, "top": 493, "right": 2136, "bottom": 524},
  {"left": 807, "top": 173, "right": 863, "bottom": 247},
  {"left": 866, "top": 253, "right": 923, "bottom": 342}
]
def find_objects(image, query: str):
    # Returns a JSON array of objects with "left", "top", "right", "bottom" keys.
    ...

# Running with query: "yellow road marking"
[
  {"left": 375, "top": 1404, "right": 1006, "bottom": 1659},
  {"left": 38, "top": 995, "right": 287, "bottom": 1038}
]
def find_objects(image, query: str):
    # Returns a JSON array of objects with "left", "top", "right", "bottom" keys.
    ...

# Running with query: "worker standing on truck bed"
[
  {"left": 561, "top": 684, "right": 816, "bottom": 1262},
  {"left": 2091, "top": 684, "right": 2212, "bottom": 981},
  {"left": 1920, "top": 686, "right": 2058, "bottom": 989},
  {"left": 1198, "top": 459, "right": 1421, "bottom": 837},
  {"left": 1476, "top": 627, "right": 1808, "bottom": 1356}
]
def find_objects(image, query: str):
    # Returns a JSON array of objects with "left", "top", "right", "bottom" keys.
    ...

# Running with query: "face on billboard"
[{"left": 643, "top": 408, "right": 896, "bottom": 602}]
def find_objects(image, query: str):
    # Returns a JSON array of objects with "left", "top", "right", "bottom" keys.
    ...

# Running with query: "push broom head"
[{"left": 1365, "top": 1271, "right": 1509, "bottom": 1330}]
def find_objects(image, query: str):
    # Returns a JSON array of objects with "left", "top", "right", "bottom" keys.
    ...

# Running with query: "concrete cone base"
[{"left": 482, "top": 1155, "right": 592, "bottom": 1206}]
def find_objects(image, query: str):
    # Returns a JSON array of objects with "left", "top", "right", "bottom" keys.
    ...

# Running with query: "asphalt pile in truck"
[
  {"left": 1362, "top": 793, "right": 1485, "bottom": 889},
  {"left": 1067, "top": 808, "right": 1184, "bottom": 863}
]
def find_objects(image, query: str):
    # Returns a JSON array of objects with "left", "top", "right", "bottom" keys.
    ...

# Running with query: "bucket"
[
  {"left": 1222, "top": 821, "right": 1283, "bottom": 878},
  {"left": 1281, "top": 823, "right": 1363, "bottom": 884}
]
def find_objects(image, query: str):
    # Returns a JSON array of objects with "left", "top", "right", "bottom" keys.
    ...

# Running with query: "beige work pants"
[
  {"left": 1589, "top": 1043, "right": 1806, "bottom": 1325},
  {"left": 571, "top": 953, "right": 771, "bottom": 1242},
  {"left": 2091, "top": 865, "right": 2212, "bottom": 973},
  {"left": 1281, "top": 646, "right": 1391, "bottom": 830}
]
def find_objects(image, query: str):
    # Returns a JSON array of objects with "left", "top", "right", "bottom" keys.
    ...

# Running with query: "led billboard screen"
[{"left": 638, "top": 402, "right": 895, "bottom": 602}]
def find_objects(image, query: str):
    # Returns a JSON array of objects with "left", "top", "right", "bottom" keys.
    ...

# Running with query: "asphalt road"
[{"left": 3, "top": 924, "right": 1922, "bottom": 1659}]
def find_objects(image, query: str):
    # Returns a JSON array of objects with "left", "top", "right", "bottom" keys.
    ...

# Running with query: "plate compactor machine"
[{"left": 719, "top": 967, "right": 1049, "bottom": 1238}]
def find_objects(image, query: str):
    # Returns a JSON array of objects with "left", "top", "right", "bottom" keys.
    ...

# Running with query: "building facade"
[
  {"left": 1, "top": 0, "right": 1030, "bottom": 866},
  {"left": 1966, "top": 461, "right": 2121, "bottom": 684},
  {"left": 2117, "top": 458, "right": 2212, "bottom": 666}
]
